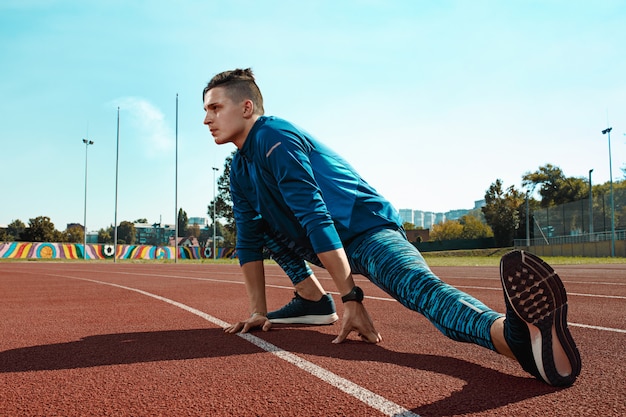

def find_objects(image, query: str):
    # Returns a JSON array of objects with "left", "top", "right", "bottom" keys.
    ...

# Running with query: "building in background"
[
  {"left": 188, "top": 217, "right": 208, "bottom": 227},
  {"left": 398, "top": 209, "right": 414, "bottom": 225},
  {"left": 400, "top": 205, "right": 477, "bottom": 229}
]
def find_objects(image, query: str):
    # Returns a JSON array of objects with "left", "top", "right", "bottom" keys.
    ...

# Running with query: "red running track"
[{"left": 1, "top": 261, "right": 625, "bottom": 416}]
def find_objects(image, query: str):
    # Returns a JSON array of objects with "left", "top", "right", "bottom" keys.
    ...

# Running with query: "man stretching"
[{"left": 202, "top": 68, "right": 581, "bottom": 387}]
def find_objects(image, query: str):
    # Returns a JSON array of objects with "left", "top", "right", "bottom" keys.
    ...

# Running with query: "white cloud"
[{"left": 111, "top": 97, "right": 175, "bottom": 158}]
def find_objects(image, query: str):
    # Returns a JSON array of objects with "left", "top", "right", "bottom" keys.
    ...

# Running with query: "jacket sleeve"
[
  {"left": 230, "top": 156, "right": 266, "bottom": 265},
  {"left": 256, "top": 126, "right": 343, "bottom": 254}
]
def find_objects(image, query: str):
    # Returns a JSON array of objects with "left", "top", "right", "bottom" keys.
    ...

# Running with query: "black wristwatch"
[{"left": 341, "top": 286, "right": 364, "bottom": 303}]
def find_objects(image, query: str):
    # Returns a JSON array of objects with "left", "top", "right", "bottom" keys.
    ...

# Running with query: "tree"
[
  {"left": 117, "top": 221, "right": 136, "bottom": 244},
  {"left": 482, "top": 179, "right": 524, "bottom": 247},
  {"left": 430, "top": 220, "right": 464, "bottom": 241},
  {"left": 208, "top": 151, "right": 236, "bottom": 236},
  {"left": 64, "top": 225, "right": 84, "bottom": 243},
  {"left": 522, "top": 164, "right": 587, "bottom": 207},
  {"left": 7, "top": 219, "right": 26, "bottom": 241},
  {"left": 403, "top": 222, "right": 417, "bottom": 230},
  {"left": 459, "top": 214, "right": 493, "bottom": 239},
  {"left": 25, "top": 216, "right": 60, "bottom": 242},
  {"left": 188, "top": 224, "right": 201, "bottom": 238},
  {"left": 98, "top": 227, "right": 113, "bottom": 244},
  {"left": 217, "top": 221, "right": 236, "bottom": 247},
  {"left": 177, "top": 208, "right": 188, "bottom": 237},
  {"left": 429, "top": 214, "right": 493, "bottom": 242}
]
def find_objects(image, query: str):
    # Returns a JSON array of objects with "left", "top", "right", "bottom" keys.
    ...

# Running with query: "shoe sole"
[
  {"left": 268, "top": 313, "right": 339, "bottom": 325},
  {"left": 500, "top": 250, "right": 581, "bottom": 386}
]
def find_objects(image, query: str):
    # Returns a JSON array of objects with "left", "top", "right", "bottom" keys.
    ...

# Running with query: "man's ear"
[{"left": 242, "top": 99, "right": 254, "bottom": 118}]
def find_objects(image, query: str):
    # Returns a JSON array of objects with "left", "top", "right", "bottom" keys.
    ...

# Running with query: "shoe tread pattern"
[{"left": 501, "top": 250, "right": 581, "bottom": 386}]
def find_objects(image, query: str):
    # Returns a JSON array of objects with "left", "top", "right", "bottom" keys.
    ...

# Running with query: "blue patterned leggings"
[{"left": 263, "top": 228, "right": 502, "bottom": 351}]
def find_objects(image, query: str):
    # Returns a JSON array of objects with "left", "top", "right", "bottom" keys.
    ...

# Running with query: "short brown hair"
[{"left": 203, "top": 68, "right": 264, "bottom": 115}]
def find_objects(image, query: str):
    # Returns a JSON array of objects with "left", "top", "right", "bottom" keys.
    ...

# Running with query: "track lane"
[{"left": 1, "top": 262, "right": 625, "bottom": 416}]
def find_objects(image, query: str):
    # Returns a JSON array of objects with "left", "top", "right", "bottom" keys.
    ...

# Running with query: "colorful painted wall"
[{"left": 0, "top": 242, "right": 237, "bottom": 260}]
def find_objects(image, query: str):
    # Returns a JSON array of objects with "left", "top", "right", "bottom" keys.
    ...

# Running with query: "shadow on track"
[
  {"left": 0, "top": 328, "right": 259, "bottom": 372},
  {"left": 1, "top": 326, "right": 561, "bottom": 416}
]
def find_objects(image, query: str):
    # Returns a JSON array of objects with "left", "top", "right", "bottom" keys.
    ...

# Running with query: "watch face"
[{"left": 354, "top": 286, "right": 364, "bottom": 301}]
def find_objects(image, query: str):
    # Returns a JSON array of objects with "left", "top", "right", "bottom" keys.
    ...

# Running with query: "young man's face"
[{"left": 203, "top": 86, "right": 248, "bottom": 148}]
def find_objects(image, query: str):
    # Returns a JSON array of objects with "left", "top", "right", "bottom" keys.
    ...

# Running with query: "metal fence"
[
  {"left": 515, "top": 230, "right": 626, "bottom": 247},
  {"left": 514, "top": 194, "right": 625, "bottom": 247}
]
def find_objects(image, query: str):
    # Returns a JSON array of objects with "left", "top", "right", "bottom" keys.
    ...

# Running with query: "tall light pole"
[
  {"left": 114, "top": 107, "right": 120, "bottom": 263},
  {"left": 212, "top": 167, "right": 219, "bottom": 259},
  {"left": 524, "top": 184, "right": 536, "bottom": 247},
  {"left": 602, "top": 127, "right": 615, "bottom": 257},
  {"left": 589, "top": 168, "right": 593, "bottom": 236},
  {"left": 82, "top": 138, "right": 94, "bottom": 259},
  {"left": 174, "top": 94, "right": 179, "bottom": 263}
]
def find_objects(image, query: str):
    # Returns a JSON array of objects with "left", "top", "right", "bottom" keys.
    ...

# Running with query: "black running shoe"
[
  {"left": 500, "top": 250, "right": 581, "bottom": 386},
  {"left": 267, "top": 292, "right": 339, "bottom": 325}
]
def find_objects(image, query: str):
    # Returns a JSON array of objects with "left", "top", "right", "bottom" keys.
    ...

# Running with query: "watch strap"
[{"left": 341, "top": 286, "right": 364, "bottom": 303}]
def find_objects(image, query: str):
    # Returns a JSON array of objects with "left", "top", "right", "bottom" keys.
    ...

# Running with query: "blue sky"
[{"left": 2, "top": 0, "right": 625, "bottom": 233}]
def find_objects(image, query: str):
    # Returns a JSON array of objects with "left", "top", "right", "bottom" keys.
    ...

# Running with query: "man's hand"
[
  {"left": 332, "top": 302, "right": 382, "bottom": 344},
  {"left": 224, "top": 314, "right": 272, "bottom": 334}
]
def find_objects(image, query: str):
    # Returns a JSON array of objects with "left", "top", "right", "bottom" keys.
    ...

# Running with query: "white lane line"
[
  {"left": 454, "top": 285, "right": 626, "bottom": 300},
  {"left": 52, "top": 274, "right": 420, "bottom": 417},
  {"left": 129, "top": 274, "right": 626, "bottom": 334},
  {"left": 68, "top": 272, "right": 626, "bottom": 335},
  {"left": 452, "top": 286, "right": 626, "bottom": 333},
  {"left": 567, "top": 292, "right": 626, "bottom": 300},
  {"left": 75, "top": 269, "right": 626, "bottom": 301},
  {"left": 569, "top": 323, "right": 626, "bottom": 333}
]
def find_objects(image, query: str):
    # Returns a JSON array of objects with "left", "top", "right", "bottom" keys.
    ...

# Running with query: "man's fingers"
[
  {"left": 332, "top": 327, "right": 351, "bottom": 344},
  {"left": 224, "top": 318, "right": 271, "bottom": 334},
  {"left": 223, "top": 322, "right": 244, "bottom": 334},
  {"left": 360, "top": 331, "right": 382, "bottom": 343},
  {"left": 262, "top": 319, "right": 272, "bottom": 332},
  {"left": 333, "top": 328, "right": 381, "bottom": 344}
]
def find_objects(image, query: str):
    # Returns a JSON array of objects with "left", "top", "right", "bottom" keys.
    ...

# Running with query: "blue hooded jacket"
[{"left": 230, "top": 116, "right": 402, "bottom": 265}]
